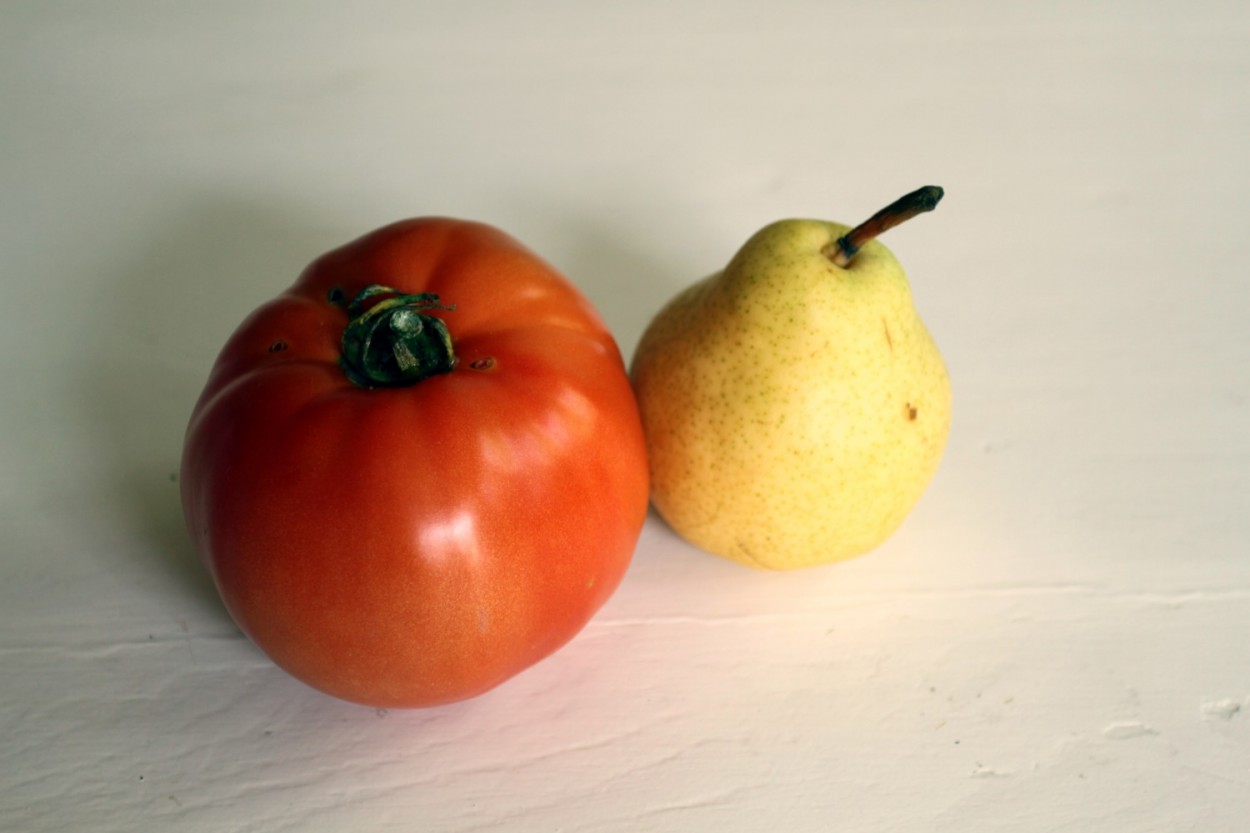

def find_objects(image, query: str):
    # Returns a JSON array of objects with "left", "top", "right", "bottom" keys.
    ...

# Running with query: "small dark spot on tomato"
[
  {"left": 470, "top": 357, "right": 496, "bottom": 371},
  {"left": 326, "top": 286, "right": 346, "bottom": 305},
  {"left": 268, "top": 340, "right": 288, "bottom": 353}
]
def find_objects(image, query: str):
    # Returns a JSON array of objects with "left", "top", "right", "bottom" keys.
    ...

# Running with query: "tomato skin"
[{"left": 181, "top": 218, "right": 649, "bottom": 708}]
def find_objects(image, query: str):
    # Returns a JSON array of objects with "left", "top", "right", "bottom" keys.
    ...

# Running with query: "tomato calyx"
[{"left": 340, "top": 284, "right": 457, "bottom": 388}]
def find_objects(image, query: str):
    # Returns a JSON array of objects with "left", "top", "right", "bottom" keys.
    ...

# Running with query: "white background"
[{"left": 3, "top": 1, "right": 1248, "bottom": 830}]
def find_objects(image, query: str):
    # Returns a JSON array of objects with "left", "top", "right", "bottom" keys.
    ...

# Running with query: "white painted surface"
[{"left": 3, "top": 1, "right": 1248, "bottom": 830}]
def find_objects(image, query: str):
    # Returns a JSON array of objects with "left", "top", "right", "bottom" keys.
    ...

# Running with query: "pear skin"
[{"left": 631, "top": 211, "right": 951, "bottom": 570}]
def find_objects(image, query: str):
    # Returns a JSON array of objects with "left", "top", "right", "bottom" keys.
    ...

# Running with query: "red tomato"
[{"left": 180, "top": 218, "right": 649, "bottom": 708}]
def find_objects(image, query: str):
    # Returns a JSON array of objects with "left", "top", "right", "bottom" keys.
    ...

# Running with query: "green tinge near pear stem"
[{"left": 828, "top": 185, "right": 944, "bottom": 268}]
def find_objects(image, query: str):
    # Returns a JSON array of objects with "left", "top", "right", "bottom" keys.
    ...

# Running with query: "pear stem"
[{"left": 827, "top": 185, "right": 944, "bottom": 268}]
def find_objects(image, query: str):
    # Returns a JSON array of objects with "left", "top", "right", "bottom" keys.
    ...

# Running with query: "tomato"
[{"left": 180, "top": 218, "right": 649, "bottom": 708}]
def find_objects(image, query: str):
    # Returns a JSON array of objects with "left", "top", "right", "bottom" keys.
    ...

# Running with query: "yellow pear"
[{"left": 631, "top": 187, "right": 952, "bottom": 569}]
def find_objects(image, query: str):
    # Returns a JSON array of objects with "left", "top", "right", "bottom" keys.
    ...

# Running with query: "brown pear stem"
[{"left": 827, "top": 185, "right": 944, "bottom": 268}]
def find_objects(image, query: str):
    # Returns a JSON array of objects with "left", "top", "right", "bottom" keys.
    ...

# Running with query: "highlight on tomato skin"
[{"left": 180, "top": 217, "right": 650, "bottom": 708}]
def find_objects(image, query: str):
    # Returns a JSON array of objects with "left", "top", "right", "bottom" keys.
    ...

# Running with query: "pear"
[{"left": 631, "top": 187, "right": 951, "bottom": 569}]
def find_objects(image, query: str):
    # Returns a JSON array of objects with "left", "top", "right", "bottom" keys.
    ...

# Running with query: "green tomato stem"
[
  {"left": 340, "top": 285, "right": 457, "bottom": 388},
  {"left": 828, "top": 185, "right": 944, "bottom": 268}
]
